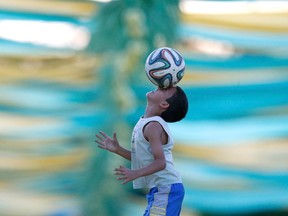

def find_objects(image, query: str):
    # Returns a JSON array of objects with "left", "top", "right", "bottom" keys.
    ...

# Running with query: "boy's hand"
[
  {"left": 95, "top": 131, "right": 119, "bottom": 153},
  {"left": 114, "top": 166, "right": 139, "bottom": 184}
]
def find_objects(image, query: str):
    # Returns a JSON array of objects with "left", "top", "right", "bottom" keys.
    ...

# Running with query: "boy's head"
[{"left": 160, "top": 86, "right": 188, "bottom": 122}]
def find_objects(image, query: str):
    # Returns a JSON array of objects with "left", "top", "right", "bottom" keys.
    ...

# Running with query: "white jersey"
[{"left": 131, "top": 116, "right": 182, "bottom": 189}]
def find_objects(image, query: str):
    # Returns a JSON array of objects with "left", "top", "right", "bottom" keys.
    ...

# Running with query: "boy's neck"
[{"left": 144, "top": 105, "right": 161, "bottom": 118}]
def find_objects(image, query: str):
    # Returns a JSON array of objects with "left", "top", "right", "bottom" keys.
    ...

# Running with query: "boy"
[{"left": 95, "top": 86, "right": 188, "bottom": 216}]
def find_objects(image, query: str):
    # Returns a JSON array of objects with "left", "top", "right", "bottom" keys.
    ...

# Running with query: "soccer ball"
[{"left": 145, "top": 47, "right": 185, "bottom": 88}]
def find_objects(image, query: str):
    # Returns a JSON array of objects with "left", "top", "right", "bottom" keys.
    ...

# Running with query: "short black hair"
[{"left": 160, "top": 86, "right": 188, "bottom": 123}]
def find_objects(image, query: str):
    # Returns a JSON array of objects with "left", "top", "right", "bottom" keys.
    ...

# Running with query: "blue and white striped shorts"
[{"left": 143, "top": 183, "right": 185, "bottom": 216}]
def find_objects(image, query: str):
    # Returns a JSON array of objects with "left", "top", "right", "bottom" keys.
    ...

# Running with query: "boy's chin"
[
  {"left": 146, "top": 91, "right": 153, "bottom": 97},
  {"left": 145, "top": 91, "right": 153, "bottom": 101}
]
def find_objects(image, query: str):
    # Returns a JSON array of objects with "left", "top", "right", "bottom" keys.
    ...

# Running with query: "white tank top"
[{"left": 131, "top": 116, "right": 182, "bottom": 189}]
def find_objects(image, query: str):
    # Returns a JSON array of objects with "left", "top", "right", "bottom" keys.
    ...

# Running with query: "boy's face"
[{"left": 146, "top": 87, "right": 177, "bottom": 105}]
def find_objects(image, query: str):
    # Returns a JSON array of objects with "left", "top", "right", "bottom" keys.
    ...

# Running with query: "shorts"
[{"left": 143, "top": 183, "right": 185, "bottom": 216}]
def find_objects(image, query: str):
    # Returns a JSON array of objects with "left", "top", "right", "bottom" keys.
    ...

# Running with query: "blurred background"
[{"left": 0, "top": 0, "right": 288, "bottom": 215}]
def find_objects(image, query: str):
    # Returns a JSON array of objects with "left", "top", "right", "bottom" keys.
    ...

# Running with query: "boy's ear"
[{"left": 160, "top": 101, "right": 169, "bottom": 109}]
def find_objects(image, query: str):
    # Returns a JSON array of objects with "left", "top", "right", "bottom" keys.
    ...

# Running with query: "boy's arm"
[
  {"left": 116, "top": 145, "right": 131, "bottom": 161},
  {"left": 115, "top": 122, "right": 166, "bottom": 184},
  {"left": 96, "top": 131, "right": 131, "bottom": 161},
  {"left": 135, "top": 121, "right": 166, "bottom": 176}
]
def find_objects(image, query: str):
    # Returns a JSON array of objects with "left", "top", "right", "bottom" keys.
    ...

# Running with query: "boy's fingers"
[
  {"left": 114, "top": 171, "right": 125, "bottom": 176},
  {"left": 95, "top": 134, "right": 104, "bottom": 141},
  {"left": 113, "top": 132, "right": 117, "bottom": 141},
  {"left": 99, "top": 131, "right": 108, "bottom": 138},
  {"left": 121, "top": 180, "right": 129, "bottom": 184},
  {"left": 97, "top": 144, "right": 105, "bottom": 149},
  {"left": 116, "top": 177, "right": 126, "bottom": 181},
  {"left": 95, "top": 140, "right": 103, "bottom": 145},
  {"left": 115, "top": 166, "right": 125, "bottom": 171}
]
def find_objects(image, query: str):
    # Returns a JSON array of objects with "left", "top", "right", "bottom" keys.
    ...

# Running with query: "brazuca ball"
[{"left": 145, "top": 47, "right": 185, "bottom": 88}]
